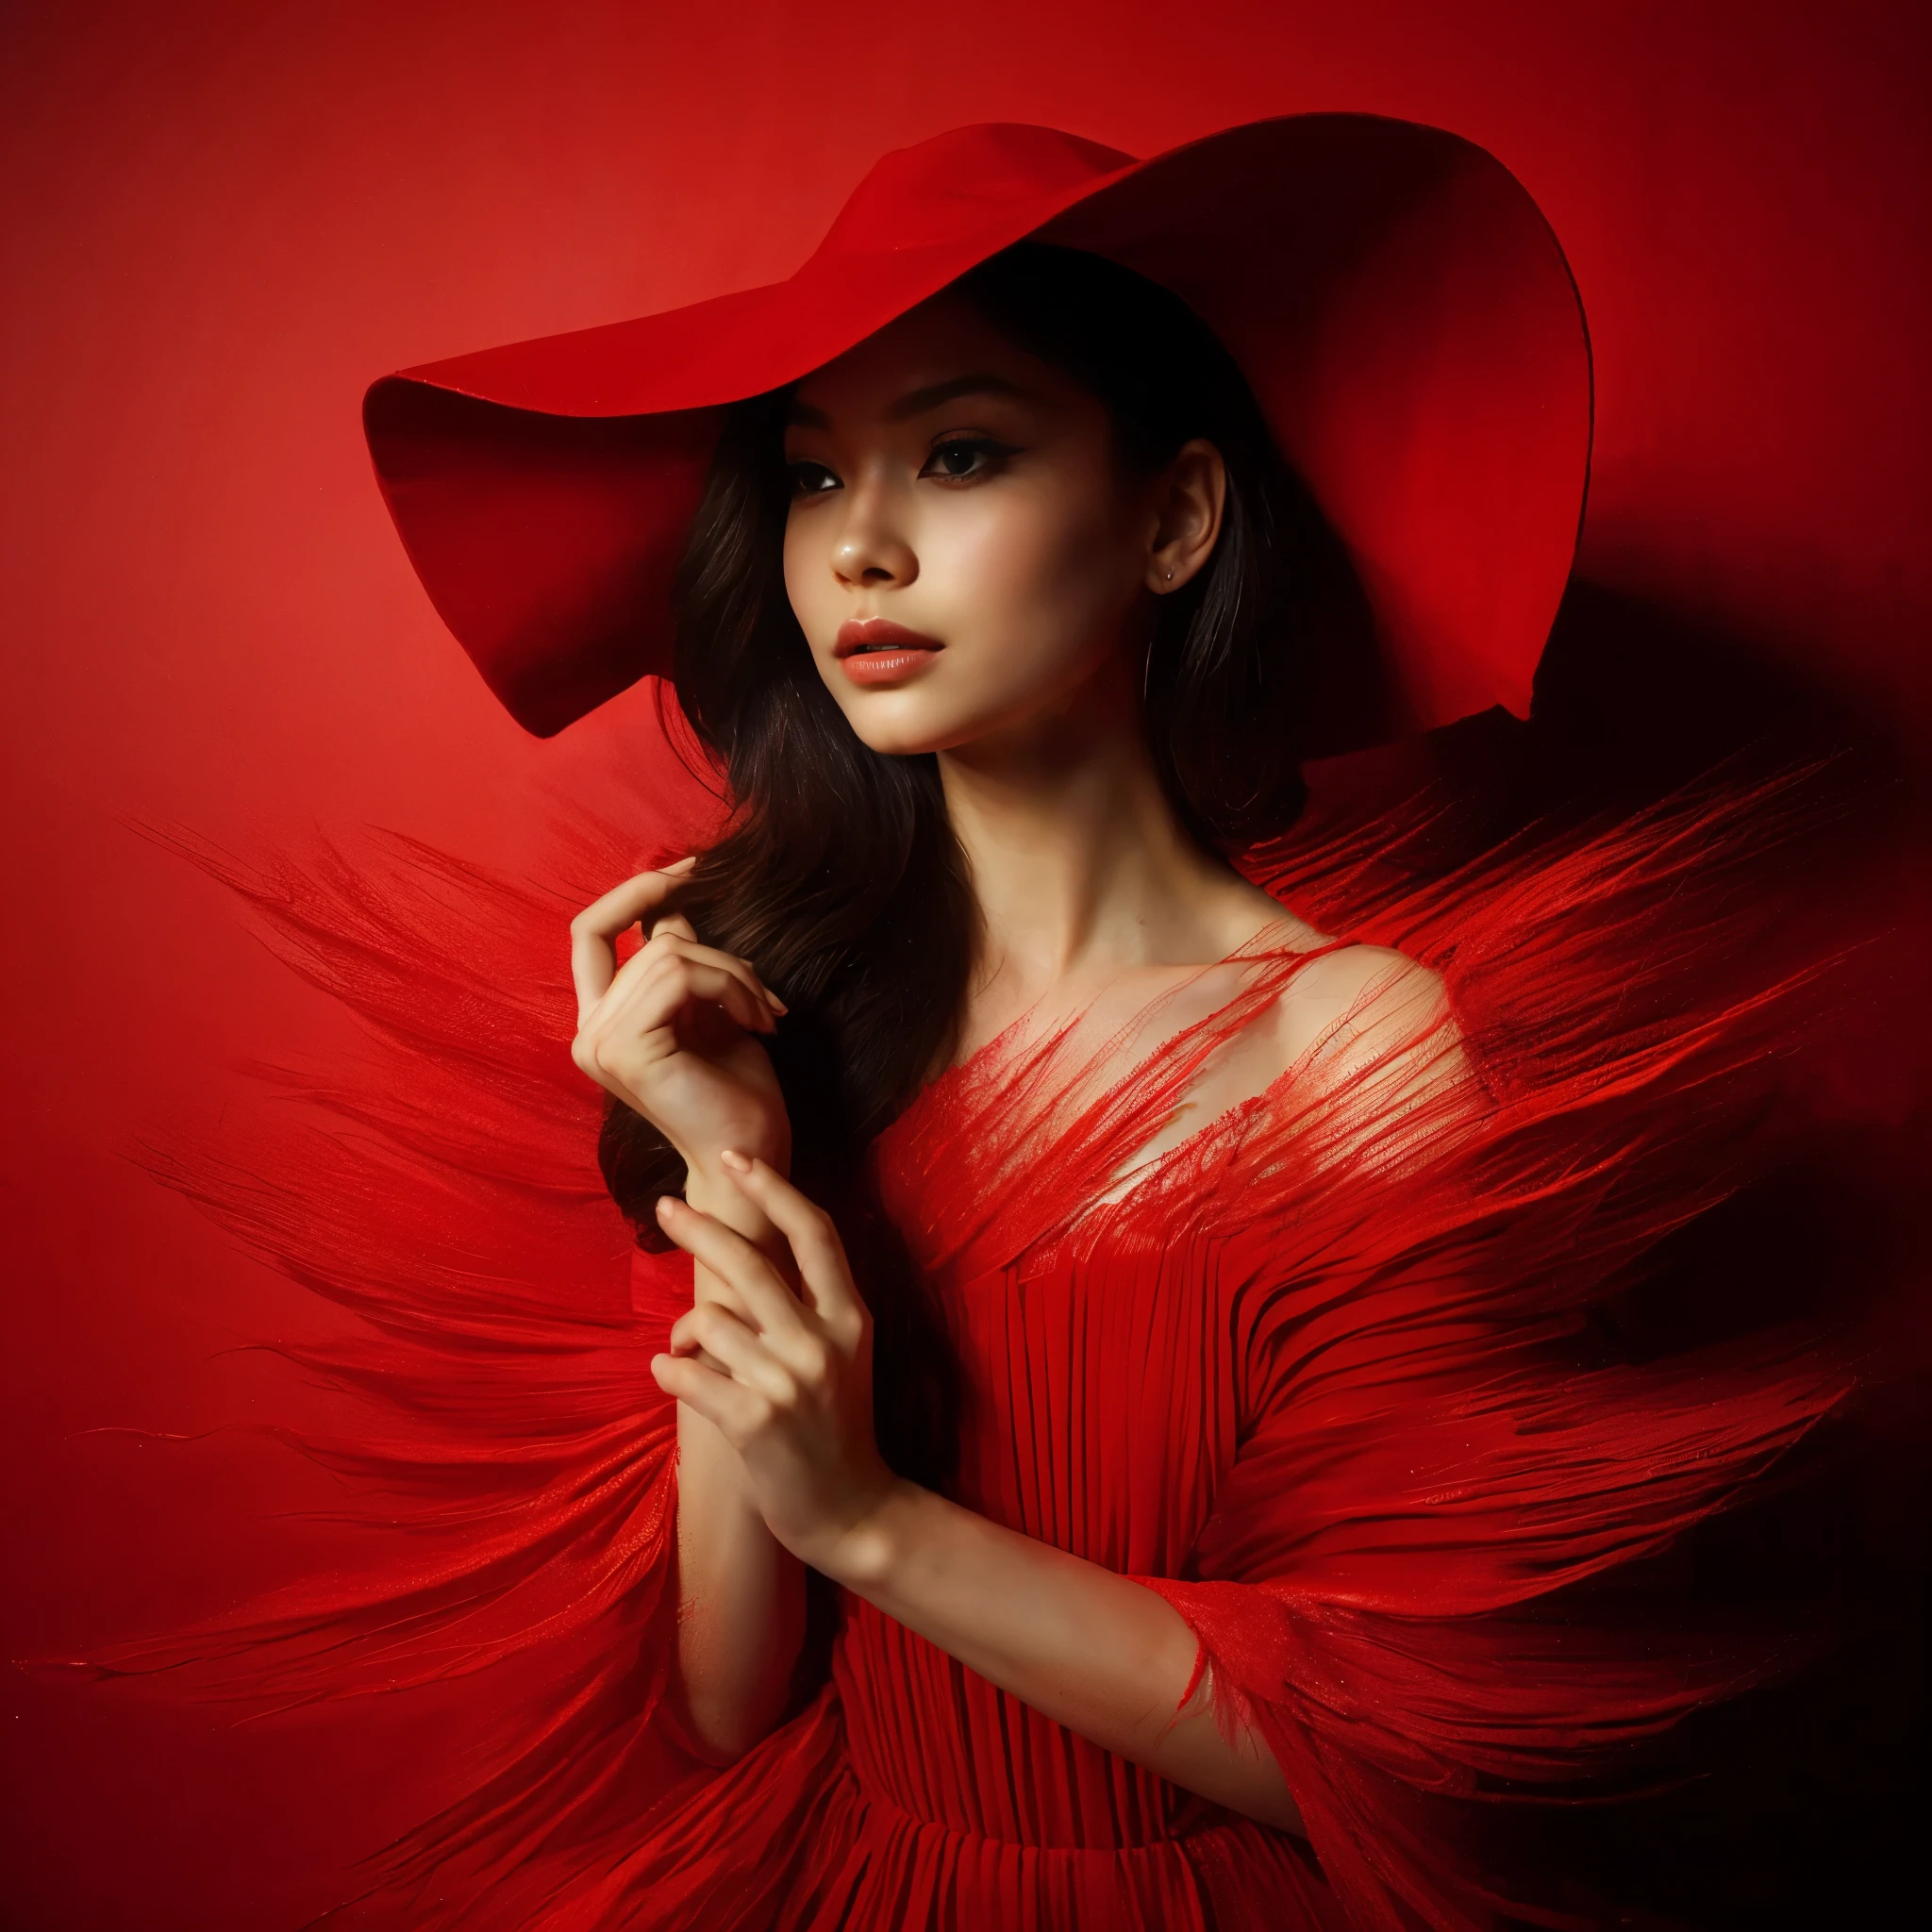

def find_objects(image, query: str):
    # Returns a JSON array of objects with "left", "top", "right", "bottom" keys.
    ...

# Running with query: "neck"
[{"left": 937, "top": 657, "right": 1237, "bottom": 1006}]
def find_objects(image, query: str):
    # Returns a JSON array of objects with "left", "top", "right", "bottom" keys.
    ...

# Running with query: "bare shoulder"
[
  {"left": 1291, "top": 941, "right": 1445, "bottom": 1004},
  {"left": 1144, "top": 941, "right": 1471, "bottom": 1168},
  {"left": 1252, "top": 943, "right": 1477, "bottom": 1157},
  {"left": 1274, "top": 943, "right": 1457, "bottom": 1070}
]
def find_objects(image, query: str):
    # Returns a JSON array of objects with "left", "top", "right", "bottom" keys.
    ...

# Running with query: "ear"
[{"left": 1146, "top": 440, "right": 1227, "bottom": 595}]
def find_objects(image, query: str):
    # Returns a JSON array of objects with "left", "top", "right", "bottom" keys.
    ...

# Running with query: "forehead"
[{"left": 788, "top": 291, "right": 1067, "bottom": 425}]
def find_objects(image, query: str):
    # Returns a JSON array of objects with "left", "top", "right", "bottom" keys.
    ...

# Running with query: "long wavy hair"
[{"left": 600, "top": 243, "right": 1354, "bottom": 1469}]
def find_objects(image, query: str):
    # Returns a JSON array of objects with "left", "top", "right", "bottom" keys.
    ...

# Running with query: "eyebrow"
[
  {"left": 784, "top": 373, "right": 1027, "bottom": 433},
  {"left": 885, "top": 373, "right": 1027, "bottom": 422}
]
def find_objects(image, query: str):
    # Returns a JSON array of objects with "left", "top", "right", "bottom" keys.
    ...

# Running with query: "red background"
[{"left": 3, "top": 3, "right": 1926, "bottom": 1925}]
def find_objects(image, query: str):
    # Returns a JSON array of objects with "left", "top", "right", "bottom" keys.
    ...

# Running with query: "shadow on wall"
[
  {"left": 1311, "top": 576, "right": 1928, "bottom": 1932},
  {"left": 1310, "top": 577, "right": 1911, "bottom": 824}
]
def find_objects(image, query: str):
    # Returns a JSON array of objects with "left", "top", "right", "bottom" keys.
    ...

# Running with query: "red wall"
[{"left": 3, "top": 3, "right": 1926, "bottom": 1924}]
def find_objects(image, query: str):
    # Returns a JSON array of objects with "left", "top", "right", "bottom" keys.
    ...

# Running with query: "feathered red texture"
[{"left": 61, "top": 774, "right": 1852, "bottom": 1929}]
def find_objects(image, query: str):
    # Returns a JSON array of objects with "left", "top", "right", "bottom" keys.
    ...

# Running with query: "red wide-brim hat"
[{"left": 365, "top": 114, "right": 1591, "bottom": 751}]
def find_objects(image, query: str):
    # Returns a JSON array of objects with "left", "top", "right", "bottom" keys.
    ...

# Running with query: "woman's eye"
[
  {"left": 921, "top": 439, "right": 1011, "bottom": 483},
  {"left": 788, "top": 460, "right": 841, "bottom": 497}
]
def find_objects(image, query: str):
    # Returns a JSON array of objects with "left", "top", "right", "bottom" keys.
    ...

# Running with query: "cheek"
[
  {"left": 782, "top": 517, "right": 826, "bottom": 633},
  {"left": 925, "top": 483, "right": 1137, "bottom": 658}
]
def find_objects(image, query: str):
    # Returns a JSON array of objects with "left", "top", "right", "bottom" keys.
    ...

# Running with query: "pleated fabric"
[{"left": 71, "top": 774, "right": 1850, "bottom": 1931}]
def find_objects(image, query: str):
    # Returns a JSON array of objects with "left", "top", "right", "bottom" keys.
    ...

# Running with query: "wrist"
[
  {"left": 683, "top": 1138, "right": 791, "bottom": 1243},
  {"left": 817, "top": 1477, "right": 926, "bottom": 1592},
  {"left": 683, "top": 1128, "right": 791, "bottom": 1198}
]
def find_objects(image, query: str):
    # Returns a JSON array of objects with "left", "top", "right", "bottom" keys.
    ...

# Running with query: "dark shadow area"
[
  {"left": 1375, "top": 579, "right": 1930, "bottom": 1931},
  {"left": 1312, "top": 576, "right": 1918, "bottom": 837}
]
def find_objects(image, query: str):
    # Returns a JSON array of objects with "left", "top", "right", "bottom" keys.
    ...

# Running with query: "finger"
[
  {"left": 604, "top": 951, "right": 778, "bottom": 1040},
  {"left": 666, "top": 1337, "right": 733, "bottom": 1375},
  {"left": 719, "top": 1153, "right": 864, "bottom": 1328},
  {"left": 656, "top": 1197, "right": 813, "bottom": 1344},
  {"left": 688, "top": 1245, "right": 827, "bottom": 1384},
  {"left": 570, "top": 924, "right": 618, "bottom": 1024},
  {"left": 573, "top": 969, "right": 773, "bottom": 1099},
  {"left": 651, "top": 934, "right": 788, "bottom": 1015},
  {"left": 569, "top": 858, "right": 697, "bottom": 1020},
  {"left": 587, "top": 945, "right": 775, "bottom": 1046},
  {"left": 652, "top": 1352, "right": 769, "bottom": 1441},
  {"left": 593, "top": 934, "right": 783, "bottom": 1035},
  {"left": 669, "top": 1299, "right": 761, "bottom": 1357},
  {"left": 573, "top": 857, "right": 698, "bottom": 941},
  {"left": 669, "top": 1303, "right": 798, "bottom": 1405},
  {"left": 573, "top": 952, "right": 779, "bottom": 1100}
]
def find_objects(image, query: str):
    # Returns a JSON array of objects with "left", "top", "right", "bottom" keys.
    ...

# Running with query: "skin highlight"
[{"left": 570, "top": 291, "right": 1459, "bottom": 1824}]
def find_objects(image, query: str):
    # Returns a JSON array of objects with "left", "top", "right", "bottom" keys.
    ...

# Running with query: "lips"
[
  {"left": 833, "top": 618, "right": 942, "bottom": 658},
  {"left": 834, "top": 617, "right": 943, "bottom": 689}
]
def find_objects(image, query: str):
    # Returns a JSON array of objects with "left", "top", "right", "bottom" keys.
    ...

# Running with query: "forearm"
[
  {"left": 825, "top": 1481, "right": 1303, "bottom": 1833},
  {"left": 652, "top": 1157, "right": 1299, "bottom": 1825},
  {"left": 673, "top": 1398, "right": 805, "bottom": 1759},
  {"left": 671, "top": 1167, "right": 806, "bottom": 1759}
]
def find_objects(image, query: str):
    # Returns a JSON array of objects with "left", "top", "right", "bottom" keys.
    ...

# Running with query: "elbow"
[
  {"left": 670, "top": 1566, "right": 808, "bottom": 1765},
  {"left": 683, "top": 1733, "right": 756, "bottom": 1769},
  {"left": 674, "top": 1680, "right": 791, "bottom": 1767},
  {"left": 1241, "top": 1782, "right": 1307, "bottom": 1839},
  {"left": 680, "top": 1716, "right": 769, "bottom": 1768}
]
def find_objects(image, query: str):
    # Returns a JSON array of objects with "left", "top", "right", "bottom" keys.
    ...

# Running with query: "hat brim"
[{"left": 365, "top": 113, "right": 1591, "bottom": 747}]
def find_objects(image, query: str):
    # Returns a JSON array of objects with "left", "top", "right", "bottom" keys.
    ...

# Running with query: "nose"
[{"left": 831, "top": 474, "right": 918, "bottom": 591}]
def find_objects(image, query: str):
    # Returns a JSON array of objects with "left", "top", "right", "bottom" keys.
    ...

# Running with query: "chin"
[
  {"left": 822, "top": 657, "right": 1080, "bottom": 758},
  {"left": 842, "top": 714, "right": 967, "bottom": 759},
  {"left": 821, "top": 681, "right": 981, "bottom": 759}
]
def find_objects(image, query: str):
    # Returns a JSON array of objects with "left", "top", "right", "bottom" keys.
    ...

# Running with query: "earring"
[{"left": 1163, "top": 569, "right": 1174, "bottom": 582}]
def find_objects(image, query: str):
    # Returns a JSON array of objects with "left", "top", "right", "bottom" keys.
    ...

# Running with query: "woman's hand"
[
  {"left": 570, "top": 859, "right": 792, "bottom": 1191},
  {"left": 651, "top": 1152, "right": 897, "bottom": 1572},
  {"left": 651, "top": 1157, "right": 1302, "bottom": 1832}
]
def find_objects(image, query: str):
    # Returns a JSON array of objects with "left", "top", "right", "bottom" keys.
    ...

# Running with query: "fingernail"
[
  {"left": 656, "top": 1194, "right": 678, "bottom": 1218},
  {"left": 720, "top": 1148, "right": 751, "bottom": 1172}
]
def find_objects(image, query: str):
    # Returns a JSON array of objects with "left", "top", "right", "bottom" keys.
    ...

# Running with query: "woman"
[
  {"left": 102, "top": 119, "right": 1847, "bottom": 1929},
  {"left": 578, "top": 236, "right": 1459, "bottom": 1832}
]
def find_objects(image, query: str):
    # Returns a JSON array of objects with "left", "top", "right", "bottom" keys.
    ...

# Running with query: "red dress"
[{"left": 98, "top": 777, "right": 1848, "bottom": 1932}]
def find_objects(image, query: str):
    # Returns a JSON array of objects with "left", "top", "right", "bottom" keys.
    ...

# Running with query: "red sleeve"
[
  {"left": 1130, "top": 772, "right": 1858, "bottom": 1928},
  {"left": 1135, "top": 1343, "right": 1840, "bottom": 1929}
]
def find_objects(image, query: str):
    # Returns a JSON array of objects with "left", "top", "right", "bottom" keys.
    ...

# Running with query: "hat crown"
[{"left": 812, "top": 123, "right": 1135, "bottom": 261}]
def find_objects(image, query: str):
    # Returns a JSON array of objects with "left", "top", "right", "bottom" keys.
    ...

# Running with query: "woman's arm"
[
  {"left": 669, "top": 1172, "right": 807, "bottom": 1762},
  {"left": 566, "top": 864, "right": 807, "bottom": 1761},
  {"left": 651, "top": 1156, "right": 1303, "bottom": 1832},
  {"left": 828, "top": 1478, "right": 1300, "bottom": 1829}
]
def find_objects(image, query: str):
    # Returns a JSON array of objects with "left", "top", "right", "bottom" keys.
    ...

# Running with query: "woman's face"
[{"left": 781, "top": 294, "right": 1212, "bottom": 758}]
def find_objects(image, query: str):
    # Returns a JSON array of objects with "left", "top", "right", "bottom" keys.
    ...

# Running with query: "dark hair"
[{"left": 600, "top": 245, "right": 1341, "bottom": 1469}]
